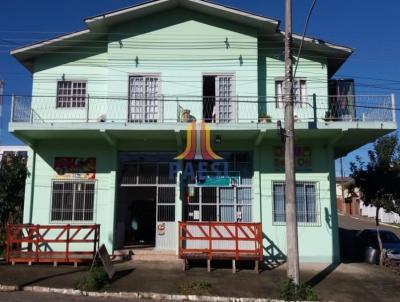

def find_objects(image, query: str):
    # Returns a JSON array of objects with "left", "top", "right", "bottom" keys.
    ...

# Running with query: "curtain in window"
[
  {"left": 273, "top": 184, "right": 286, "bottom": 222},
  {"left": 305, "top": 184, "right": 316, "bottom": 223},
  {"left": 273, "top": 182, "right": 317, "bottom": 223},
  {"left": 296, "top": 184, "right": 306, "bottom": 222},
  {"left": 219, "top": 187, "right": 235, "bottom": 222}
]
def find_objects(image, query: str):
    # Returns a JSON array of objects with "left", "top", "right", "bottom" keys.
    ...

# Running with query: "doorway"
[
  {"left": 120, "top": 186, "right": 157, "bottom": 247},
  {"left": 203, "top": 75, "right": 216, "bottom": 122},
  {"left": 202, "top": 74, "right": 235, "bottom": 123}
]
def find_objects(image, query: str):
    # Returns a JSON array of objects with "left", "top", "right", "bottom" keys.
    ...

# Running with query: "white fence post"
[
  {"left": 10, "top": 94, "right": 15, "bottom": 122},
  {"left": 391, "top": 93, "right": 396, "bottom": 122}
]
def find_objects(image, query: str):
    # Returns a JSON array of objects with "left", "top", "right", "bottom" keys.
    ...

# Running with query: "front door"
[{"left": 124, "top": 186, "right": 157, "bottom": 246}]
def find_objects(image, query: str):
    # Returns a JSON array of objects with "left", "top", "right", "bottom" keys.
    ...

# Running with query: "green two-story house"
[{"left": 9, "top": 0, "right": 396, "bottom": 263}]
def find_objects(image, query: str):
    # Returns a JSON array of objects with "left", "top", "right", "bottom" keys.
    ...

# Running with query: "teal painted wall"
[
  {"left": 254, "top": 139, "right": 339, "bottom": 263},
  {"left": 23, "top": 140, "right": 117, "bottom": 251}
]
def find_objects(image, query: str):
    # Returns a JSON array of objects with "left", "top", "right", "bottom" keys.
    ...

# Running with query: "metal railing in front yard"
[
  {"left": 9, "top": 94, "right": 396, "bottom": 125},
  {"left": 178, "top": 221, "right": 263, "bottom": 261},
  {"left": 6, "top": 224, "right": 100, "bottom": 265}
]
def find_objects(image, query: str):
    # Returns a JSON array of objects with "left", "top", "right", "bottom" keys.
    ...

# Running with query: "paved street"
[{"left": 339, "top": 213, "right": 400, "bottom": 237}]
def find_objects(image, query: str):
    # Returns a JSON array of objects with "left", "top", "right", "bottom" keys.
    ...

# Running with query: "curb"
[{"left": 0, "top": 284, "right": 325, "bottom": 302}]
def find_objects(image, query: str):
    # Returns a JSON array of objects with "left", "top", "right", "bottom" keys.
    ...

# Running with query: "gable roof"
[
  {"left": 84, "top": 0, "right": 279, "bottom": 32},
  {"left": 11, "top": 0, "right": 352, "bottom": 76}
]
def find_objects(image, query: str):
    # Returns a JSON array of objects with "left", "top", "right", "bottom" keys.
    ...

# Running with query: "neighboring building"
[
  {"left": 336, "top": 177, "right": 400, "bottom": 223},
  {"left": 336, "top": 177, "right": 361, "bottom": 216},
  {"left": 0, "top": 145, "right": 29, "bottom": 161},
  {"left": 8, "top": 0, "right": 397, "bottom": 263},
  {"left": 360, "top": 203, "right": 400, "bottom": 224}
]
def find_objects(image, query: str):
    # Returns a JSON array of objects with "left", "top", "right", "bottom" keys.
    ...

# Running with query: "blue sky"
[{"left": 0, "top": 0, "right": 399, "bottom": 175}]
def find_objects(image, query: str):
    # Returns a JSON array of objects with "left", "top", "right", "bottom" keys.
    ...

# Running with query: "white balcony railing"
[{"left": 9, "top": 94, "right": 396, "bottom": 125}]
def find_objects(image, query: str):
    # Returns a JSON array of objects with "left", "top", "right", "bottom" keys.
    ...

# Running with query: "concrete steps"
[{"left": 113, "top": 248, "right": 179, "bottom": 262}]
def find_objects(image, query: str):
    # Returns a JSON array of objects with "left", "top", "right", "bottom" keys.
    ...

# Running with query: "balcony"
[
  {"left": 8, "top": 94, "right": 396, "bottom": 156},
  {"left": 10, "top": 94, "right": 396, "bottom": 125}
]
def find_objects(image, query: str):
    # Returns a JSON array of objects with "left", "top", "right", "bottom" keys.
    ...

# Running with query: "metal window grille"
[
  {"left": 129, "top": 75, "right": 161, "bottom": 123},
  {"left": 275, "top": 79, "right": 307, "bottom": 108},
  {"left": 51, "top": 180, "right": 96, "bottom": 222},
  {"left": 157, "top": 186, "right": 175, "bottom": 222},
  {"left": 120, "top": 161, "right": 177, "bottom": 185},
  {"left": 184, "top": 186, "right": 252, "bottom": 222},
  {"left": 56, "top": 81, "right": 87, "bottom": 108},
  {"left": 272, "top": 181, "right": 319, "bottom": 225}
]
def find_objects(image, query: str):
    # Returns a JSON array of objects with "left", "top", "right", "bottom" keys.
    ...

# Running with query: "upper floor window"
[
  {"left": 275, "top": 79, "right": 307, "bottom": 108},
  {"left": 57, "top": 81, "right": 87, "bottom": 108}
]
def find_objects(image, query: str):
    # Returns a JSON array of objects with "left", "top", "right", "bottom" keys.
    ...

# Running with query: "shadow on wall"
[
  {"left": 262, "top": 233, "right": 286, "bottom": 270},
  {"left": 325, "top": 207, "right": 332, "bottom": 229}
]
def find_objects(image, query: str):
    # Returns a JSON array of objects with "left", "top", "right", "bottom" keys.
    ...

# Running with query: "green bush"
[
  {"left": 76, "top": 267, "right": 110, "bottom": 292},
  {"left": 178, "top": 280, "right": 211, "bottom": 295},
  {"left": 279, "top": 278, "right": 319, "bottom": 301}
]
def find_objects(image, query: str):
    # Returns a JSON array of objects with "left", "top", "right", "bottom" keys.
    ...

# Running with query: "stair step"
[{"left": 113, "top": 248, "right": 178, "bottom": 262}]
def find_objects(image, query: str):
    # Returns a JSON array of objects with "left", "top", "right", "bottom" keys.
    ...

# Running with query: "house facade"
[{"left": 9, "top": 0, "right": 396, "bottom": 263}]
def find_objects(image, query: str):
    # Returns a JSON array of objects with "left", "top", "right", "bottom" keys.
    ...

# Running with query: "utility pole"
[{"left": 284, "top": 0, "right": 300, "bottom": 284}]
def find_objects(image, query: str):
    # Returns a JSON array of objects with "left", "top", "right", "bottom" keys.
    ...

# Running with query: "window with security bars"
[
  {"left": 272, "top": 181, "right": 318, "bottom": 225},
  {"left": 51, "top": 180, "right": 96, "bottom": 222},
  {"left": 56, "top": 81, "right": 87, "bottom": 108},
  {"left": 157, "top": 186, "right": 175, "bottom": 222},
  {"left": 184, "top": 186, "right": 252, "bottom": 222},
  {"left": 275, "top": 79, "right": 307, "bottom": 108}
]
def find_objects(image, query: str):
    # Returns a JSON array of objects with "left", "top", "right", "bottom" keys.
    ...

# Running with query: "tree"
[
  {"left": 349, "top": 134, "right": 400, "bottom": 265},
  {"left": 0, "top": 153, "right": 28, "bottom": 250}
]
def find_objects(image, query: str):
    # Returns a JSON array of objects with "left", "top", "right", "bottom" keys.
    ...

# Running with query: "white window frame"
[
  {"left": 128, "top": 74, "right": 162, "bottom": 123},
  {"left": 203, "top": 73, "right": 236, "bottom": 123},
  {"left": 56, "top": 80, "right": 87, "bottom": 108},
  {"left": 271, "top": 181, "right": 320, "bottom": 226},
  {"left": 50, "top": 179, "right": 97, "bottom": 223},
  {"left": 185, "top": 186, "right": 252, "bottom": 222},
  {"left": 275, "top": 78, "right": 307, "bottom": 108}
]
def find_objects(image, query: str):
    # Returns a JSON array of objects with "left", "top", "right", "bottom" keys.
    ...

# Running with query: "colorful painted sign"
[
  {"left": 54, "top": 157, "right": 96, "bottom": 179},
  {"left": 175, "top": 121, "right": 222, "bottom": 160},
  {"left": 274, "top": 146, "right": 312, "bottom": 171}
]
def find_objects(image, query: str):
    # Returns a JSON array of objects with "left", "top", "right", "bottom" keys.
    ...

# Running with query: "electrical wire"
[{"left": 293, "top": 0, "right": 318, "bottom": 79}]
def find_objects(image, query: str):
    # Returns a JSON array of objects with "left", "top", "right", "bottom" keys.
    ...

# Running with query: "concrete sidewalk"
[{"left": 0, "top": 260, "right": 399, "bottom": 302}]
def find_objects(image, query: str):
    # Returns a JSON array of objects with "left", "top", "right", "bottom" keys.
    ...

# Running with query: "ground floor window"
[
  {"left": 51, "top": 180, "right": 96, "bottom": 222},
  {"left": 184, "top": 186, "right": 252, "bottom": 222},
  {"left": 272, "top": 181, "right": 319, "bottom": 225}
]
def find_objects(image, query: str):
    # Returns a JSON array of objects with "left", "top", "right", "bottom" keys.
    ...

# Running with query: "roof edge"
[
  {"left": 84, "top": 0, "right": 279, "bottom": 26},
  {"left": 10, "top": 29, "right": 91, "bottom": 56}
]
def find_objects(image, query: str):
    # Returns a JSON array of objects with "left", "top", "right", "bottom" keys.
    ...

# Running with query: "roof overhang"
[
  {"left": 283, "top": 32, "right": 353, "bottom": 78},
  {"left": 10, "top": 0, "right": 352, "bottom": 77},
  {"left": 10, "top": 29, "right": 97, "bottom": 72}
]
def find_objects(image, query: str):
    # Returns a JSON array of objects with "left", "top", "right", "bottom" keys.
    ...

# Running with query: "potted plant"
[
  {"left": 259, "top": 113, "right": 272, "bottom": 124},
  {"left": 181, "top": 109, "right": 191, "bottom": 123}
]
